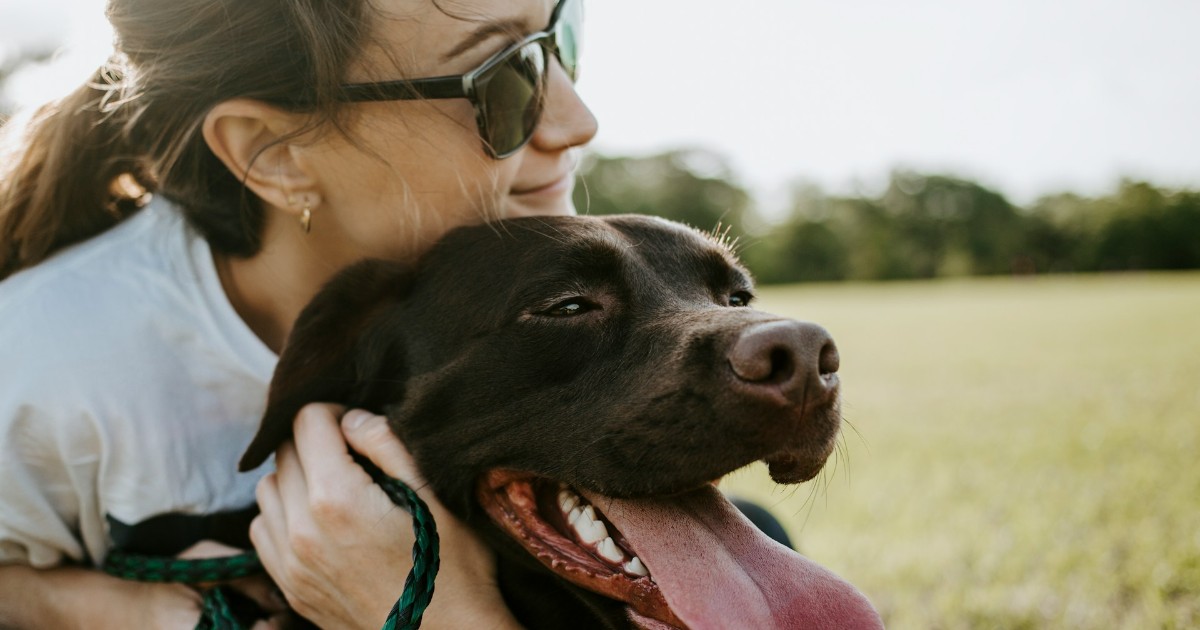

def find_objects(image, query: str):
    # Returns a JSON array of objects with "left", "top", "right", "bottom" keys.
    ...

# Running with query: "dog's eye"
[
  {"left": 542, "top": 298, "right": 596, "bottom": 317},
  {"left": 728, "top": 291, "right": 754, "bottom": 307}
]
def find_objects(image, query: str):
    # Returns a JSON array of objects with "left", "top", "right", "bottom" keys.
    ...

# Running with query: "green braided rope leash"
[
  {"left": 354, "top": 454, "right": 441, "bottom": 630},
  {"left": 102, "top": 453, "right": 439, "bottom": 630}
]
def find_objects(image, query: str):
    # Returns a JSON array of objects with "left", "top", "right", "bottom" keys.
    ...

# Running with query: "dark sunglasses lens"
[
  {"left": 479, "top": 43, "right": 546, "bottom": 156},
  {"left": 554, "top": 0, "right": 583, "bottom": 80}
]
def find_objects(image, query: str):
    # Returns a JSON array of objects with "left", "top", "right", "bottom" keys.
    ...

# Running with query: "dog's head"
[{"left": 241, "top": 215, "right": 881, "bottom": 629}]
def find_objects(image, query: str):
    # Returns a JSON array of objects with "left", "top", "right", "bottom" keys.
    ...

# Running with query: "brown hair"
[{"left": 0, "top": 0, "right": 372, "bottom": 280}]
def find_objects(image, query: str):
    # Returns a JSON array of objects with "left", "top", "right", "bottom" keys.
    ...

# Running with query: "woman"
[{"left": 0, "top": 0, "right": 593, "bottom": 626}]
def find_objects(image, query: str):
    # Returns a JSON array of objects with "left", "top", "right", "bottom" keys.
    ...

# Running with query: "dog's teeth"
[
  {"left": 598, "top": 537, "right": 625, "bottom": 563},
  {"left": 577, "top": 517, "right": 608, "bottom": 544},
  {"left": 565, "top": 501, "right": 608, "bottom": 543},
  {"left": 624, "top": 556, "right": 649, "bottom": 577},
  {"left": 558, "top": 491, "right": 580, "bottom": 513}
]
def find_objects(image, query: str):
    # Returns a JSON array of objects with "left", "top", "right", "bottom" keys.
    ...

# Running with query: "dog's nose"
[{"left": 728, "top": 320, "right": 839, "bottom": 405}]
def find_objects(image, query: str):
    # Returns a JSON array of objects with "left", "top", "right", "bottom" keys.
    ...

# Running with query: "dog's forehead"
[
  {"left": 601, "top": 215, "right": 750, "bottom": 285},
  {"left": 432, "top": 214, "right": 721, "bottom": 260},
  {"left": 518, "top": 215, "right": 739, "bottom": 267},
  {"left": 419, "top": 215, "right": 750, "bottom": 304}
]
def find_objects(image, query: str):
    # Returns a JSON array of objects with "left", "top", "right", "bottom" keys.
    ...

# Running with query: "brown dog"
[{"left": 240, "top": 215, "right": 882, "bottom": 629}]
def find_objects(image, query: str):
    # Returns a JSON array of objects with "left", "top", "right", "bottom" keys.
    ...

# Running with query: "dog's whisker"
[
  {"left": 840, "top": 413, "right": 871, "bottom": 452},
  {"left": 793, "top": 476, "right": 822, "bottom": 533},
  {"left": 516, "top": 219, "right": 573, "bottom": 247},
  {"left": 487, "top": 218, "right": 509, "bottom": 240},
  {"left": 822, "top": 463, "right": 835, "bottom": 503},
  {"left": 838, "top": 433, "right": 854, "bottom": 487}
]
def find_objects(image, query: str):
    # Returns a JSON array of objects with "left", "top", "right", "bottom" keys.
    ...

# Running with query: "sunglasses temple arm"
[{"left": 339, "top": 76, "right": 469, "bottom": 102}]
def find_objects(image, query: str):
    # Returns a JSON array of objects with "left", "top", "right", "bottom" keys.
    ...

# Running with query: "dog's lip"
[
  {"left": 484, "top": 469, "right": 528, "bottom": 490},
  {"left": 477, "top": 470, "right": 685, "bottom": 627}
]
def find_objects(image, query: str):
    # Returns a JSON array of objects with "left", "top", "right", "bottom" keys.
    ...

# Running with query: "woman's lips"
[{"left": 512, "top": 173, "right": 572, "bottom": 197}]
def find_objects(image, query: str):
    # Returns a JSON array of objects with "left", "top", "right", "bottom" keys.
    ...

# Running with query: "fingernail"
[{"left": 343, "top": 409, "right": 371, "bottom": 431}]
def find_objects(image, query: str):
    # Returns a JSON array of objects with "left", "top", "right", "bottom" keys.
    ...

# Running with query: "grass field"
[{"left": 719, "top": 271, "right": 1200, "bottom": 629}]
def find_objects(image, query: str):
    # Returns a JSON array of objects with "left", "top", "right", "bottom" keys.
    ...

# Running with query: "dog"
[{"left": 240, "top": 214, "right": 882, "bottom": 629}]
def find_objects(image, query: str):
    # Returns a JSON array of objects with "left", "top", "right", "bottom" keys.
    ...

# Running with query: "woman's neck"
[{"left": 212, "top": 216, "right": 344, "bottom": 354}]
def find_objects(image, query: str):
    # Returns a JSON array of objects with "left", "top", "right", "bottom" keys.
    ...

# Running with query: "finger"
[
  {"left": 141, "top": 581, "right": 206, "bottom": 628},
  {"left": 251, "top": 476, "right": 286, "bottom": 573},
  {"left": 177, "top": 539, "right": 245, "bottom": 560},
  {"left": 289, "top": 403, "right": 357, "bottom": 485},
  {"left": 340, "top": 409, "right": 424, "bottom": 486},
  {"left": 250, "top": 618, "right": 285, "bottom": 630},
  {"left": 249, "top": 513, "right": 291, "bottom": 614},
  {"left": 272, "top": 442, "right": 310, "bottom": 526},
  {"left": 176, "top": 540, "right": 256, "bottom": 590}
]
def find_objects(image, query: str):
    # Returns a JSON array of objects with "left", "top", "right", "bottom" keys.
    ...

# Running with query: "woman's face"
[{"left": 299, "top": 0, "right": 598, "bottom": 264}]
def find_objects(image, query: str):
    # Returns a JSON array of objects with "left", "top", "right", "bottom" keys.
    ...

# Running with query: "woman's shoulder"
[
  {"left": 0, "top": 194, "right": 275, "bottom": 407},
  {"left": 0, "top": 198, "right": 217, "bottom": 374},
  {"left": 0, "top": 197, "right": 190, "bottom": 306}
]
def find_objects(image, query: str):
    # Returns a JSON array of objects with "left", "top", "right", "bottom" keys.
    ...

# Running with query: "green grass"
[{"left": 720, "top": 271, "right": 1200, "bottom": 629}]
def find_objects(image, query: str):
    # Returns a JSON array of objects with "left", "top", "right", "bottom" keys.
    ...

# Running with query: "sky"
[{"left": 3, "top": 0, "right": 1198, "bottom": 212}]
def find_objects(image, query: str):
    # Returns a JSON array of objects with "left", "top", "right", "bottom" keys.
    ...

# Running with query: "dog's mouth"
[{"left": 477, "top": 470, "right": 882, "bottom": 630}]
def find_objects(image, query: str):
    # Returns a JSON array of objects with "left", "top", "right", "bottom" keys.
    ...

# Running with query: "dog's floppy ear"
[{"left": 238, "top": 259, "right": 412, "bottom": 471}]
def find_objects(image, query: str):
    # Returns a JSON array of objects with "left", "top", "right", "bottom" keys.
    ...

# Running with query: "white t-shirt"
[{"left": 0, "top": 197, "right": 277, "bottom": 568}]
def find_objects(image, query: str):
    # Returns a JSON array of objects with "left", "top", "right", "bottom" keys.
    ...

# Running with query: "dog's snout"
[{"left": 728, "top": 320, "right": 839, "bottom": 406}]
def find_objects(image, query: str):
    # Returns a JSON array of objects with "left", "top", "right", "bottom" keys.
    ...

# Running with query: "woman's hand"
[{"left": 250, "top": 404, "right": 521, "bottom": 630}]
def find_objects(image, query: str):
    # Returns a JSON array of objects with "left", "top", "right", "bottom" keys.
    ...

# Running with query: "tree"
[
  {"left": 1091, "top": 182, "right": 1200, "bottom": 270},
  {"left": 879, "top": 172, "right": 1027, "bottom": 277},
  {"left": 741, "top": 218, "right": 849, "bottom": 283},
  {"left": 572, "top": 148, "right": 754, "bottom": 235}
]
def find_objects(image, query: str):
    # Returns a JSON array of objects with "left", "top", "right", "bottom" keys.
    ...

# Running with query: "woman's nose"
[{"left": 529, "top": 61, "right": 598, "bottom": 152}]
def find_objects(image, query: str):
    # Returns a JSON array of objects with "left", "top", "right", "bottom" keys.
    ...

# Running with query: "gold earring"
[{"left": 299, "top": 204, "right": 312, "bottom": 234}]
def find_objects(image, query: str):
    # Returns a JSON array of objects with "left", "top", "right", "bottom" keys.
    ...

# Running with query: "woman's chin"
[{"left": 504, "top": 192, "right": 578, "bottom": 219}]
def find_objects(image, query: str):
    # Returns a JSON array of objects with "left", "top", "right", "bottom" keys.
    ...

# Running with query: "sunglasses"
[{"left": 338, "top": 0, "right": 582, "bottom": 159}]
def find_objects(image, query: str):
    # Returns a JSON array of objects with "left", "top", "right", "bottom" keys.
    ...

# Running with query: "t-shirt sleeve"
[{"left": 0, "top": 402, "right": 93, "bottom": 568}]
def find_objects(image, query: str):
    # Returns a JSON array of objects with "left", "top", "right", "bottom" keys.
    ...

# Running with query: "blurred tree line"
[
  {"left": 573, "top": 150, "right": 1200, "bottom": 284},
  {"left": 4, "top": 54, "right": 1196, "bottom": 285}
]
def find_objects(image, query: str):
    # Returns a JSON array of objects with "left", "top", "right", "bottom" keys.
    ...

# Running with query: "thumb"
[
  {"left": 177, "top": 539, "right": 245, "bottom": 560},
  {"left": 341, "top": 409, "right": 425, "bottom": 487}
]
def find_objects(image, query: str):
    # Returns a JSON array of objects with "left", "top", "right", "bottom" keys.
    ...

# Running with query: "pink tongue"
[{"left": 581, "top": 487, "right": 883, "bottom": 630}]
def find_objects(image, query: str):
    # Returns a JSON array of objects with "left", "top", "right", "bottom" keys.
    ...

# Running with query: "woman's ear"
[{"left": 202, "top": 99, "right": 318, "bottom": 214}]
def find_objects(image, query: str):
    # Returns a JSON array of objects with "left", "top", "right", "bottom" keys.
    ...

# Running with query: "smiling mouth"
[
  {"left": 511, "top": 174, "right": 571, "bottom": 196},
  {"left": 476, "top": 468, "right": 884, "bottom": 630}
]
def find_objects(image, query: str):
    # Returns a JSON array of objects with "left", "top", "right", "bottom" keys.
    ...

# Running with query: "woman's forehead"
[{"left": 356, "top": 0, "right": 556, "bottom": 79}]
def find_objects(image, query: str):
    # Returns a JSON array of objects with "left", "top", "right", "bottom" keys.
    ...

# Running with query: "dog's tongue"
[{"left": 581, "top": 486, "right": 883, "bottom": 630}]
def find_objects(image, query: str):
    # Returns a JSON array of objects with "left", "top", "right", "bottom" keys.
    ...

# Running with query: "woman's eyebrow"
[{"left": 441, "top": 18, "right": 531, "bottom": 62}]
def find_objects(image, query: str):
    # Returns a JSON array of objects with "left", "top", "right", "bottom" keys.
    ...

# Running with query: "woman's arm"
[
  {"left": 0, "top": 541, "right": 290, "bottom": 630},
  {"left": 251, "top": 405, "right": 523, "bottom": 630},
  {"left": 0, "top": 563, "right": 203, "bottom": 629}
]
